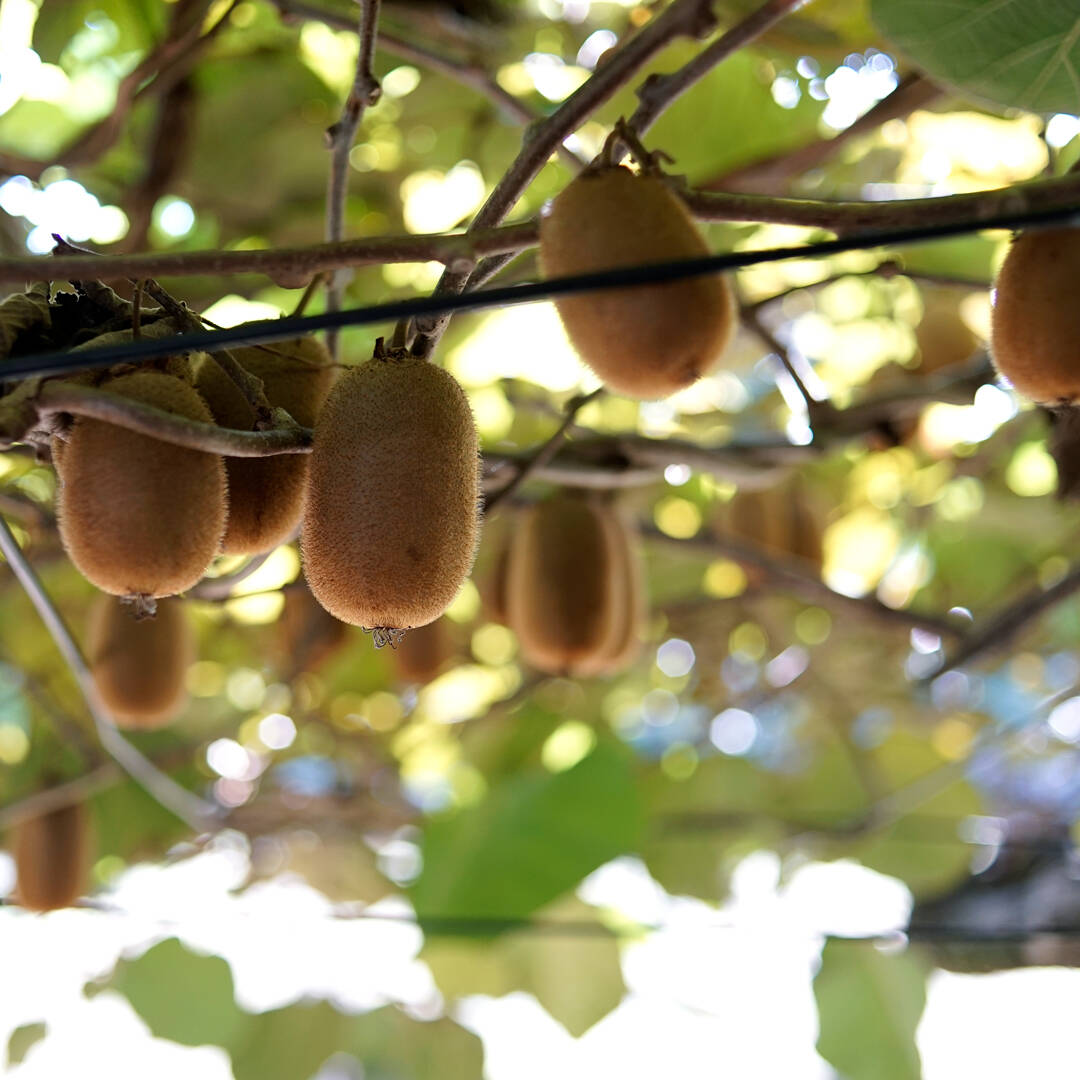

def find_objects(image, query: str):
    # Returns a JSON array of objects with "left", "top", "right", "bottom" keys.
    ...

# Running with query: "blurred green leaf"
[
  {"left": 413, "top": 742, "right": 644, "bottom": 923},
  {"left": 814, "top": 939, "right": 929, "bottom": 1080},
  {"left": 7, "top": 1022, "right": 46, "bottom": 1067},
  {"left": 423, "top": 895, "right": 625, "bottom": 1035},
  {"left": 104, "top": 938, "right": 245, "bottom": 1049}
]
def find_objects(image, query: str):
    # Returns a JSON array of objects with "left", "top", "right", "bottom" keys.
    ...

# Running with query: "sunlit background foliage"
[{"left": 3, "top": 0, "right": 1080, "bottom": 1076}]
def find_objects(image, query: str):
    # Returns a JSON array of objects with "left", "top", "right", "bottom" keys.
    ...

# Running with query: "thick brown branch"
[
  {"left": 0, "top": 222, "right": 538, "bottom": 287},
  {"left": 10, "top": 382, "right": 313, "bottom": 457}
]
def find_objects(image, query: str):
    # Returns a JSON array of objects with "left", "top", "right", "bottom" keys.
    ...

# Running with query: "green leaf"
[
  {"left": 872, "top": 0, "right": 1080, "bottom": 116},
  {"left": 7, "top": 1022, "right": 46, "bottom": 1067},
  {"left": 814, "top": 939, "right": 929, "bottom": 1080},
  {"left": 99, "top": 940, "right": 484, "bottom": 1080},
  {"left": 412, "top": 742, "right": 644, "bottom": 923},
  {"left": 104, "top": 938, "right": 245, "bottom": 1049},
  {"left": 423, "top": 896, "right": 625, "bottom": 1036}
]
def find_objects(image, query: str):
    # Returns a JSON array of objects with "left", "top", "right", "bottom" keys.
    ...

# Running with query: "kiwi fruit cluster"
[
  {"left": 503, "top": 491, "right": 645, "bottom": 677},
  {"left": 13, "top": 801, "right": 91, "bottom": 912},
  {"left": 191, "top": 338, "right": 334, "bottom": 555},
  {"left": 991, "top": 227, "right": 1080, "bottom": 404},
  {"left": 301, "top": 346, "right": 481, "bottom": 634},
  {"left": 540, "top": 164, "right": 736, "bottom": 400},
  {"left": 88, "top": 594, "right": 193, "bottom": 729}
]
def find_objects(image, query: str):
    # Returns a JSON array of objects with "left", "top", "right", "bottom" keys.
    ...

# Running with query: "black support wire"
[{"left": 5, "top": 200, "right": 1080, "bottom": 381}]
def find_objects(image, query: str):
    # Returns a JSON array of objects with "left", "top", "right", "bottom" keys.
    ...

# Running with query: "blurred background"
[{"left": 3, "top": 0, "right": 1080, "bottom": 1076}]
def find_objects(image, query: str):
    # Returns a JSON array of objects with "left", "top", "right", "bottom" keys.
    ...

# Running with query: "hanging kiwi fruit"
[
  {"left": 991, "top": 227, "right": 1080, "bottom": 405},
  {"left": 88, "top": 594, "right": 193, "bottom": 729},
  {"left": 540, "top": 163, "right": 736, "bottom": 400},
  {"left": 505, "top": 491, "right": 645, "bottom": 677},
  {"left": 301, "top": 343, "right": 481, "bottom": 637},
  {"left": 12, "top": 801, "right": 92, "bottom": 912},
  {"left": 54, "top": 370, "right": 227, "bottom": 601},
  {"left": 715, "top": 480, "right": 823, "bottom": 584},
  {"left": 192, "top": 335, "right": 335, "bottom": 556}
]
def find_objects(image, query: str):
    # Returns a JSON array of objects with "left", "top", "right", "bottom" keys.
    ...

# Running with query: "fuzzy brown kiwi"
[
  {"left": 13, "top": 801, "right": 91, "bottom": 912},
  {"left": 55, "top": 371, "right": 227, "bottom": 599},
  {"left": 193, "top": 336, "right": 335, "bottom": 555},
  {"left": 393, "top": 618, "right": 455, "bottom": 685},
  {"left": 301, "top": 350, "right": 480, "bottom": 632},
  {"left": 539, "top": 164, "right": 736, "bottom": 400},
  {"left": 88, "top": 594, "right": 193, "bottom": 729},
  {"left": 575, "top": 503, "right": 646, "bottom": 677},
  {"left": 991, "top": 228, "right": 1080, "bottom": 404},
  {"left": 505, "top": 492, "right": 624, "bottom": 675},
  {"left": 914, "top": 291, "right": 978, "bottom": 375}
]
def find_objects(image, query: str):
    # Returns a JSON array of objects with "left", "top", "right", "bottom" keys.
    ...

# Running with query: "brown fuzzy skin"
[
  {"left": 194, "top": 336, "right": 335, "bottom": 555},
  {"left": 915, "top": 292, "right": 978, "bottom": 375},
  {"left": 505, "top": 493, "right": 623, "bottom": 675},
  {"left": 575, "top": 503, "right": 646, "bottom": 677},
  {"left": 88, "top": 594, "right": 193, "bottom": 729},
  {"left": 539, "top": 165, "right": 736, "bottom": 400},
  {"left": 991, "top": 228, "right": 1080, "bottom": 404},
  {"left": 13, "top": 801, "right": 91, "bottom": 912},
  {"left": 393, "top": 618, "right": 455, "bottom": 684},
  {"left": 55, "top": 372, "right": 227, "bottom": 598},
  {"left": 301, "top": 354, "right": 481, "bottom": 631}
]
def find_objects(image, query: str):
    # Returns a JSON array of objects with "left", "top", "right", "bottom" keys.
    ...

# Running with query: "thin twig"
[
  {"left": 411, "top": 0, "right": 721, "bottom": 350},
  {"left": 272, "top": 0, "right": 584, "bottom": 168},
  {"left": 484, "top": 388, "right": 604, "bottom": 512},
  {"left": 324, "top": 0, "right": 383, "bottom": 358},
  {"left": 928, "top": 564, "right": 1080, "bottom": 679},
  {"left": 627, "top": 0, "right": 814, "bottom": 141},
  {"left": 0, "top": 515, "right": 218, "bottom": 831},
  {"left": 187, "top": 551, "right": 275, "bottom": 600},
  {"left": 3, "top": 381, "right": 313, "bottom": 457},
  {"left": 0, "top": 763, "right": 118, "bottom": 832},
  {"left": 705, "top": 72, "right": 942, "bottom": 194}
]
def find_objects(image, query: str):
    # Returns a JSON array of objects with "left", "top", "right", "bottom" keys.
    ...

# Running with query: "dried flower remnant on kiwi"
[
  {"left": 301, "top": 340, "right": 481, "bottom": 634},
  {"left": 539, "top": 157, "right": 735, "bottom": 400}
]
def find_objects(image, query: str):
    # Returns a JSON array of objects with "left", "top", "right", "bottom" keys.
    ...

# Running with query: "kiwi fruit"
[
  {"left": 88, "top": 594, "right": 193, "bottom": 729},
  {"left": 301, "top": 350, "right": 481, "bottom": 632},
  {"left": 13, "top": 801, "right": 91, "bottom": 912},
  {"left": 193, "top": 337, "right": 335, "bottom": 555},
  {"left": 392, "top": 618, "right": 455, "bottom": 685},
  {"left": 276, "top": 584, "right": 351, "bottom": 678},
  {"left": 575, "top": 502, "right": 646, "bottom": 677},
  {"left": 914, "top": 291, "right": 978, "bottom": 375},
  {"left": 505, "top": 492, "right": 640, "bottom": 676},
  {"left": 717, "top": 481, "right": 822, "bottom": 580},
  {"left": 991, "top": 227, "right": 1080, "bottom": 404},
  {"left": 539, "top": 164, "right": 736, "bottom": 400},
  {"left": 55, "top": 371, "right": 227, "bottom": 599}
]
